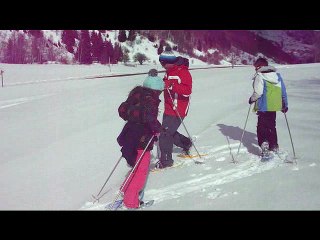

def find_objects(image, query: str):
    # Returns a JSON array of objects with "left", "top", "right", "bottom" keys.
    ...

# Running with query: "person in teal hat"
[{"left": 116, "top": 68, "right": 164, "bottom": 209}]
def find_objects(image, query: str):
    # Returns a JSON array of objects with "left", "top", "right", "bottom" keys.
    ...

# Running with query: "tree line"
[
  {"left": 0, "top": 30, "right": 126, "bottom": 64},
  {"left": 1, "top": 30, "right": 319, "bottom": 65}
]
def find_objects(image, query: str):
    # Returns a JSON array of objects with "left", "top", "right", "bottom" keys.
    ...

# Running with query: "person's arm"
[
  {"left": 144, "top": 98, "right": 162, "bottom": 133},
  {"left": 250, "top": 74, "right": 264, "bottom": 102},
  {"left": 280, "top": 74, "right": 288, "bottom": 112},
  {"left": 168, "top": 71, "right": 192, "bottom": 96}
]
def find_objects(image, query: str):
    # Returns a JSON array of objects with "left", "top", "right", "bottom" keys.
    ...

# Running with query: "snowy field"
[{"left": 0, "top": 62, "right": 319, "bottom": 210}]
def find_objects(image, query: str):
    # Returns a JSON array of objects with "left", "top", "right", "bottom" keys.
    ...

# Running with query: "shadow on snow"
[{"left": 217, "top": 123, "right": 260, "bottom": 156}]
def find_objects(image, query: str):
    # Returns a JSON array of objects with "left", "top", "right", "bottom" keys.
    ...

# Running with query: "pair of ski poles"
[
  {"left": 92, "top": 87, "right": 202, "bottom": 203},
  {"left": 237, "top": 104, "right": 297, "bottom": 164},
  {"left": 92, "top": 136, "right": 155, "bottom": 205}
]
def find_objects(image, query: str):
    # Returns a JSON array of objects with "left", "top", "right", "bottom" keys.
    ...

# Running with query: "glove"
[
  {"left": 153, "top": 135, "right": 159, "bottom": 142},
  {"left": 281, "top": 99, "right": 288, "bottom": 113},
  {"left": 153, "top": 132, "right": 160, "bottom": 138},
  {"left": 154, "top": 127, "right": 167, "bottom": 139},
  {"left": 248, "top": 97, "right": 254, "bottom": 105},
  {"left": 281, "top": 107, "right": 288, "bottom": 113}
]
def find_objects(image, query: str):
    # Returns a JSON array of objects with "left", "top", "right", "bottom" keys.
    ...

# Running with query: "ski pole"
[
  {"left": 237, "top": 104, "right": 252, "bottom": 156},
  {"left": 92, "top": 155, "right": 123, "bottom": 203},
  {"left": 166, "top": 88, "right": 202, "bottom": 161},
  {"left": 284, "top": 112, "right": 297, "bottom": 164},
  {"left": 109, "top": 135, "right": 155, "bottom": 210}
]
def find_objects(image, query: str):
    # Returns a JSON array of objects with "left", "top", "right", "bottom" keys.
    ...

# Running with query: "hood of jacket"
[
  {"left": 256, "top": 65, "right": 279, "bottom": 84},
  {"left": 168, "top": 62, "right": 189, "bottom": 75},
  {"left": 174, "top": 56, "right": 189, "bottom": 67}
]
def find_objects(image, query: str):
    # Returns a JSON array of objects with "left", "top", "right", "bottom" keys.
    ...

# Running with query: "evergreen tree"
[
  {"left": 5, "top": 32, "right": 27, "bottom": 63},
  {"left": 100, "top": 43, "right": 108, "bottom": 64},
  {"left": 118, "top": 30, "right": 127, "bottom": 42},
  {"left": 122, "top": 51, "right": 129, "bottom": 63},
  {"left": 122, "top": 47, "right": 130, "bottom": 63},
  {"left": 29, "top": 30, "right": 43, "bottom": 39},
  {"left": 46, "top": 36, "right": 56, "bottom": 62},
  {"left": 16, "top": 33, "right": 27, "bottom": 63},
  {"left": 197, "top": 40, "right": 202, "bottom": 51},
  {"left": 157, "top": 45, "right": 163, "bottom": 55},
  {"left": 5, "top": 38, "right": 14, "bottom": 63},
  {"left": 127, "top": 30, "right": 136, "bottom": 42},
  {"left": 105, "top": 40, "right": 114, "bottom": 63},
  {"left": 112, "top": 42, "right": 123, "bottom": 63},
  {"left": 78, "top": 30, "right": 92, "bottom": 64},
  {"left": 157, "top": 39, "right": 166, "bottom": 55},
  {"left": 31, "top": 36, "right": 40, "bottom": 63},
  {"left": 62, "top": 30, "right": 77, "bottom": 54},
  {"left": 100, "top": 40, "right": 114, "bottom": 64},
  {"left": 147, "top": 33, "right": 156, "bottom": 42},
  {"left": 91, "top": 31, "right": 103, "bottom": 62}
]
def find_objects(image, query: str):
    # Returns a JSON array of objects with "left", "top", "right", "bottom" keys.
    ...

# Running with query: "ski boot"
[{"left": 260, "top": 142, "right": 272, "bottom": 162}]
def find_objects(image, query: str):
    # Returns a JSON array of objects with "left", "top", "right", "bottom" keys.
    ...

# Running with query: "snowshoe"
[
  {"left": 139, "top": 200, "right": 154, "bottom": 208},
  {"left": 260, "top": 142, "right": 273, "bottom": 162}
]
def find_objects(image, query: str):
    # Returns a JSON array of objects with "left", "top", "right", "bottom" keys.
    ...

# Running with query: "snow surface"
[{"left": 0, "top": 62, "right": 319, "bottom": 210}]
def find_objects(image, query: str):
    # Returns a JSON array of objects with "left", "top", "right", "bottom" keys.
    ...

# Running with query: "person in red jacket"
[{"left": 156, "top": 46, "right": 193, "bottom": 169}]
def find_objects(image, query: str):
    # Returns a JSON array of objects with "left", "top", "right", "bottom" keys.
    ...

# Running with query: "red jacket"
[{"left": 163, "top": 64, "right": 192, "bottom": 117}]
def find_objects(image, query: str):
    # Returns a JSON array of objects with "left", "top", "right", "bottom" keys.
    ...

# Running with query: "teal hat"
[{"left": 143, "top": 69, "right": 164, "bottom": 91}]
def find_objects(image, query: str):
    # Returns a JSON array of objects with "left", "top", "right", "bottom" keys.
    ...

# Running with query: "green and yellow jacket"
[{"left": 250, "top": 66, "right": 288, "bottom": 112}]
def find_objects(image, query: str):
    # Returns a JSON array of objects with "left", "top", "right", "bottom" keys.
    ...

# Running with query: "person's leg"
[
  {"left": 123, "top": 150, "right": 151, "bottom": 208},
  {"left": 265, "top": 112, "right": 278, "bottom": 150},
  {"left": 163, "top": 115, "right": 192, "bottom": 149},
  {"left": 257, "top": 112, "right": 269, "bottom": 147},
  {"left": 138, "top": 167, "right": 151, "bottom": 203},
  {"left": 159, "top": 114, "right": 181, "bottom": 167},
  {"left": 173, "top": 130, "right": 192, "bottom": 149}
]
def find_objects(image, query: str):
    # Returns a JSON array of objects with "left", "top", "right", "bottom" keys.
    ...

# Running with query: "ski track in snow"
[
  {"left": 81, "top": 143, "right": 291, "bottom": 210},
  {"left": 144, "top": 144, "right": 286, "bottom": 205},
  {"left": 0, "top": 94, "right": 54, "bottom": 109}
]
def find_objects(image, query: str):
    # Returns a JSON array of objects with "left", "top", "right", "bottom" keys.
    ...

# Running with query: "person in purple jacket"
[{"left": 117, "top": 69, "right": 163, "bottom": 209}]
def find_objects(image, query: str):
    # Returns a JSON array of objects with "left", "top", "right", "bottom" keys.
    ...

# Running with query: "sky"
[{"left": 0, "top": 61, "right": 320, "bottom": 210}]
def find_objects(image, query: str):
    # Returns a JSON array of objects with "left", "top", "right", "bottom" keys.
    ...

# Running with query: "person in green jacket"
[{"left": 248, "top": 57, "right": 288, "bottom": 155}]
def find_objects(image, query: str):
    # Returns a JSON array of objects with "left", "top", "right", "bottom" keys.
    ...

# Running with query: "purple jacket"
[{"left": 117, "top": 86, "right": 162, "bottom": 167}]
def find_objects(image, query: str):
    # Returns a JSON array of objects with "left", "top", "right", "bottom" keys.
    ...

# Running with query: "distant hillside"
[
  {"left": 250, "top": 30, "right": 315, "bottom": 63},
  {"left": 0, "top": 30, "right": 318, "bottom": 65}
]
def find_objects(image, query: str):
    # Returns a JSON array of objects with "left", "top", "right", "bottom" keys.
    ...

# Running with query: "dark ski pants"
[
  {"left": 159, "top": 114, "right": 191, "bottom": 166},
  {"left": 257, "top": 111, "right": 278, "bottom": 149}
]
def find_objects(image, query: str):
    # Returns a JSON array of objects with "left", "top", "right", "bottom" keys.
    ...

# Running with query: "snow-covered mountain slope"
[
  {"left": 0, "top": 30, "right": 316, "bottom": 65},
  {"left": 251, "top": 30, "right": 314, "bottom": 62}
]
